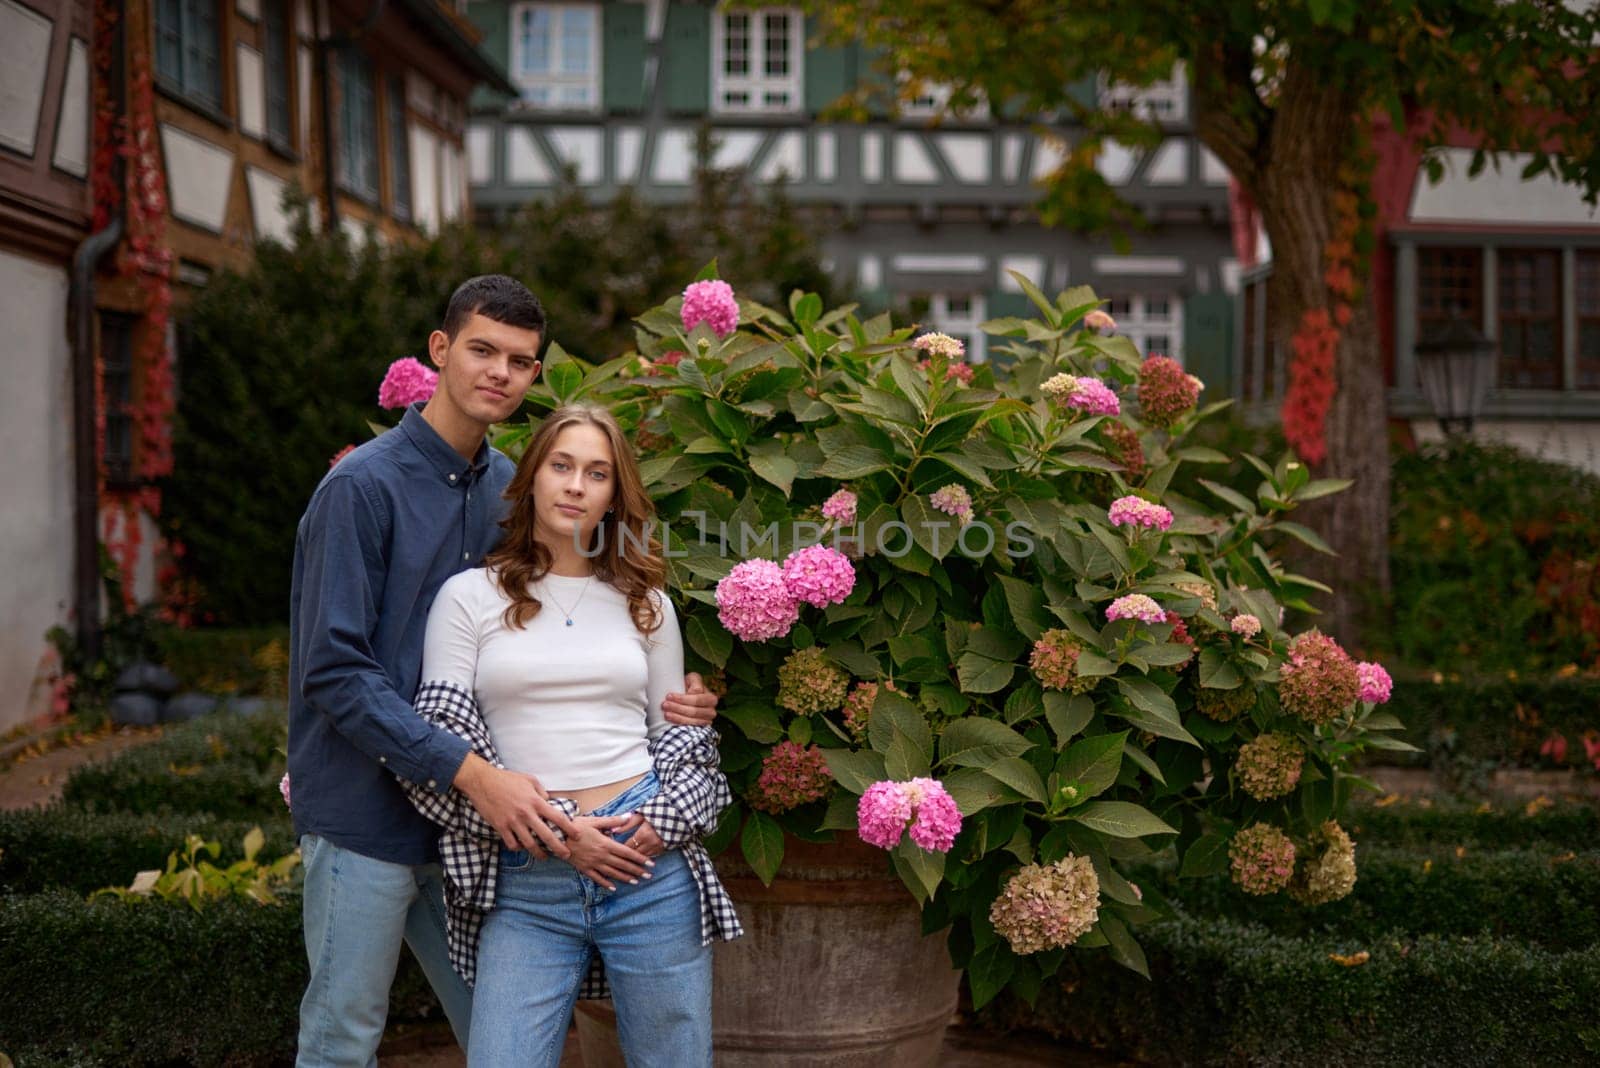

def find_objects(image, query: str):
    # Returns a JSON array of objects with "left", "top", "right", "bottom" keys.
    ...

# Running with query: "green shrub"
[
  {"left": 1151, "top": 847, "right": 1600, "bottom": 950},
  {"left": 167, "top": 176, "right": 839, "bottom": 626},
  {"left": 62, "top": 709, "right": 288, "bottom": 821},
  {"left": 1388, "top": 440, "right": 1600, "bottom": 673},
  {"left": 985, "top": 911, "right": 1600, "bottom": 1066},
  {"left": 1379, "top": 674, "right": 1600, "bottom": 768},
  {"left": 1344, "top": 797, "right": 1600, "bottom": 849},
  {"left": 0, "top": 806, "right": 295, "bottom": 895},
  {"left": 154, "top": 625, "right": 291, "bottom": 696},
  {"left": 0, "top": 890, "right": 441, "bottom": 1067}
]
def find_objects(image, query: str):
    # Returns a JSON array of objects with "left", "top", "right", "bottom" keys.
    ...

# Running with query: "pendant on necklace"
[{"left": 565, "top": 618, "right": 574, "bottom": 626}]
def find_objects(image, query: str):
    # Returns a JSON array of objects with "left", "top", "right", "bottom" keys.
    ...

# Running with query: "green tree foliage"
[{"left": 165, "top": 176, "right": 837, "bottom": 625}]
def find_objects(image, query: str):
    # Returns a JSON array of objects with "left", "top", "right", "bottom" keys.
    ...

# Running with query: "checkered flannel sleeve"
[{"left": 633, "top": 725, "right": 731, "bottom": 850}]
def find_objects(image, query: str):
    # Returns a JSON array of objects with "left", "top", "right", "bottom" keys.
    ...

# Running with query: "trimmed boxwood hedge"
[
  {"left": 1345, "top": 798, "right": 1600, "bottom": 850},
  {"left": 62, "top": 708, "right": 287, "bottom": 821},
  {"left": 1152, "top": 847, "right": 1600, "bottom": 950},
  {"left": 0, "top": 891, "right": 441, "bottom": 1067},
  {"left": 0, "top": 807, "right": 296, "bottom": 895},
  {"left": 985, "top": 912, "right": 1600, "bottom": 1066}
]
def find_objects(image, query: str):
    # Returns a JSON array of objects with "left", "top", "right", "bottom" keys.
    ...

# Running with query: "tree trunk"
[{"left": 1232, "top": 68, "right": 1392, "bottom": 645}]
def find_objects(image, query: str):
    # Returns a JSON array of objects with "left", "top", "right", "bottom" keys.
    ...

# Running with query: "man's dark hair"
[{"left": 442, "top": 275, "right": 547, "bottom": 341}]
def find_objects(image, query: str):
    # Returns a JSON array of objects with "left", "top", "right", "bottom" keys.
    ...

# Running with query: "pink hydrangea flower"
[
  {"left": 329, "top": 444, "right": 356, "bottom": 468},
  {"left": 1136, "top": 355, "right": 1201, "bottom": 429},
  {"left": 821, "top": 489, "right": 858, "bottom": 526},
  {"left": 378, "top": 357, "right": 439, "bottom": 409},
  {"left": 857, "top": 778, "right": 962, "bottom": 852},
  {"left": 1064, "top": 377, "right": 1121, "bottom": 416},
  {"left": 1357, "top": 662, "right": 1393, "bottom": 704},
  {"left": 749, "top": 741, "right": 834, "bottom": 813},
  {"left": 1084, "top": 309, "right": 1117, "bottom": 333},
  {"left": 681, "top": 280, "right": 740, "bottom": 336},
  {"left": 1230, "top": 823, "right": 1296, "bottom": 896},
  {"left": 715, "top": 559, "right": 799, "bottom": 641},
  {"left": 1106, "top": 594, "right": 1165, "bottom": 625},
  {"left": 279, "top": 772, "right": 292, "bottom": 809},
  {"left": 1107, "top": 495, "right": 1173, "bottom": 532},
  {"left": 912, "top": 332, "right": 966, "bottom": 359},
  {"left": 905, "top": 778, "right": 963, "bottom": 852},
  {"left": 780, "top": 544, "right": 856, "bottom": 608},
  {"left": 929, "top": 484, "right": 975, "bottom": 525},
  {"left": 857, "top": 781, "right": 915, "bottom": 849},
  {"left": 1231, "top": 614, "right": 1263, "bottom": 638},
  {"left": 917, "top": 358, "right": 975, "bottom": 385}
]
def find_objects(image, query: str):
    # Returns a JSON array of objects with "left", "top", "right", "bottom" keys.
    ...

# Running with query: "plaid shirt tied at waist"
[{"left": 399, "top": 680, "right": 743, "bottom": 993}]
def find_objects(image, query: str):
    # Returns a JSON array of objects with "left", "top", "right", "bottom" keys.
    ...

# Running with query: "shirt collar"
[{"left": 400, "top": 403, "right": 490, "bottom": 486}]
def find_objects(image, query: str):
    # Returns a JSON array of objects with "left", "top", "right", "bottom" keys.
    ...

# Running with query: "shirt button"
[
  {"left": 379, "top": 756, "right": 386, "bottom": 764},
  {"left": 448, "top": 474, "right": 457, "bottom": 483},
  {"left": 427, "top": 779, "right": 438, "bottom": 790},
  {"left": 463, "top": 551, "right": 470, "bottom": 560}
]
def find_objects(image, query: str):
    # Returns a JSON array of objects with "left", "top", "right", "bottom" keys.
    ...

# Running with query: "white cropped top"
[{"left": 420, "top": 567, "right": 685, "bottom": 790}]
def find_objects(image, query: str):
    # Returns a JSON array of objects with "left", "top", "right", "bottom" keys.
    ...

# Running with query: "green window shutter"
[
  {"left": 466, "top": 0, "right": 512, "bottom": 110},
  {"left": 662, "top": 2, "right": 710, "bottom": 115},
  {"left": 803, "top": 17, "right": 852, "bottom": 116},
  {"left": 603, "top": 2, "right": 647, "bottom": 113},
  {"left": 1183, "top": 292, "right": 1235, "bottom": 397}
]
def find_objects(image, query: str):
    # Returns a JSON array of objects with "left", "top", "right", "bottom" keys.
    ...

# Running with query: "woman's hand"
[
  {"left": 662, "top": 672, "right": 719, "bottom": 727},
  {"left": 565, "top": 815, "right": 656, "bottom": 890},
  {"left": 612, "top": 813, "right": 665, "bottom": 858}
]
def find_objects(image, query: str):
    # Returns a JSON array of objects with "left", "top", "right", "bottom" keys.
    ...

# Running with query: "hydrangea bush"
[{"left": 489, "top": 267, "right": 1410, "bottom": 1005}]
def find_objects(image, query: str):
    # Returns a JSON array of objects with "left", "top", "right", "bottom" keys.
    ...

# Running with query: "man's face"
[{"left": 428, "top": 312, "right": 542, "bottom": 427}]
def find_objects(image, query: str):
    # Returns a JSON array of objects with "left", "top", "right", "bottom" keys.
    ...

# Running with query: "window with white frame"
[
  {"left": 898, "top": 74, "right": 989, "bottom": 121},
  {"left": 1099, "top": 62, "right": 1188, "bottom": 122},
  {"left": 924, "top": 293, "right": 988, "bottom": 363},
  {"left": 1105, "top": 293, "right": 1184, "bottom": 361},
  {"left": 712, "top": 7, "right": 803, "bottom": 114},
  {"left": 510, "top": 3, "right": 600, "bottom": 110}
]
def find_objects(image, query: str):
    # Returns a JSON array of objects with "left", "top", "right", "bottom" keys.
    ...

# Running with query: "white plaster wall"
[
  {"left": 0, "top": 251, "right": 76, "bottom": 733},
  {"left": 1410, "top": 419, "right": 1600, "bottom": 477}
]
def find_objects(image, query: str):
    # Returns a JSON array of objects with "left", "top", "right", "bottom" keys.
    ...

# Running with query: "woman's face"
[{"left": 531, "top": 422, "right": 617, "bottom": 552}]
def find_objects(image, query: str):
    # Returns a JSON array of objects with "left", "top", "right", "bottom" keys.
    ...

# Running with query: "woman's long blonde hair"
[{"left": 484, "top": 404, "right": 665, "bottom": 634}]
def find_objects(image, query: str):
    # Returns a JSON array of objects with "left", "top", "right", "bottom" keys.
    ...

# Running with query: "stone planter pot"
[{"left": 575, "top": 835, "right": 960, "bottom": 1066}]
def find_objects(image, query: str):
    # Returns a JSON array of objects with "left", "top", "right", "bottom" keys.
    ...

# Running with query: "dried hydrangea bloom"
[
  {"left": 1029, "top": 629, "right": 1098, "bottom": 694},
  {"left": 1195, "top": 683, "right": 1257, "bottom": 722},
  {"left": 749, "top": 741, "right": 833, "bottom": 813},
  {"left": 1235, "top": 732, "right": 1304, "bottom": 800},
  {"left": 1174, "top": 579, "right": 1217, "bottom": 612},
  {"left": 1229, "top": 823, "right": 1296, "bottom": 895},
  {"left": 1279, "top": 631, "right": 1362, "bottom": 725},
  {"left": 990, "top": 854, "right": 1102, "bottom": 954},
  {"left": 1136, "top": 354, "right": 1201, "bottom": 428},
  {"left": 1288, "top": 820, "right": 1357, "bottom": 905},
  {"left": 776, "top": 647, "right": 850, "bottom": 715},
  {"left": 841, "top": 681, "right": 880, "bottom": 740},
  {"left": 1100, "top": 421, "right": 1146, "bottom": 479}
]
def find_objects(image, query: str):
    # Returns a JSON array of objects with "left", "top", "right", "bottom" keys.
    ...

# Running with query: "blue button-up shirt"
[{"left": 288, "top": 403, "right": 515, "bottom": 864}]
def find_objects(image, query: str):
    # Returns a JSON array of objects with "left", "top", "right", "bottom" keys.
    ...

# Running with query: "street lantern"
[{"left": 1413, "top": 315, "right": 1497, "bottom": 435}]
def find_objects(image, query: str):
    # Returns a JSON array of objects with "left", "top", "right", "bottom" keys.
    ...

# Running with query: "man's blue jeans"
[
  {"left": 468, "top": 772, "right": 712, "bottom": 1068},
  {"left": 296, "top": 833, "right": 473, "bottom": 1067}
]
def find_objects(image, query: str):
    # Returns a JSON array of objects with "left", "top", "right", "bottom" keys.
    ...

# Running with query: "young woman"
[{"left": 416, "top": 404, "right": 738, "bottom": 1067}]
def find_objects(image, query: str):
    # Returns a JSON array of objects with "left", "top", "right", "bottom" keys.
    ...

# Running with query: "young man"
[{"left": 288, "top": 275, "right": 718, "bottom": 1065}]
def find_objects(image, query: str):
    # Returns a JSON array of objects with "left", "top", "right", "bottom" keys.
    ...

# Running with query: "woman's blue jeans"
[{"left": 467, "top": 771, "right": 712, "bottom": 1068}]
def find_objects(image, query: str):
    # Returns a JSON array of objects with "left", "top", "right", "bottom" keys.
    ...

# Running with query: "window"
[
  {"left": 1416, "top": 246, "right": 1483, "bottom": 337},
  {"left": 712, "top": 7, "right": 802, "bottom": 114},
  {"left": 510, "top": 3, "right": 599, "bottom": 109},
  {"left": 1099, "top": 62, "right": 1188, "bottom": 123},
  {"left": 155, "top": 0, "right": 222, "bottom": 110},
  {"left": 1104, "top": 293, "right": 1184, "bottom": 360},
  {"left": 1497, "top": 249, "right": 1562, "bottom": 389},
  {"left": 387, "top": 76, "right": 411, "bottom": 221},
  {"left": 261, "top": 0, "right": 292, "bottom": 150},
  {"left": 923, "top": 292, "right": 987, "bottom": 363},
  {"left": 898, "top": 75, "right": 989, "bottom": 121},
  {"left": 1578, "top": 251, "right": 1600, "bottom": 390},
  {"left": 99, "top": 313, "right": 137, "bottom": 485},
  {"left": 336, "top": 48, "right": 378, "bottom": 200}
]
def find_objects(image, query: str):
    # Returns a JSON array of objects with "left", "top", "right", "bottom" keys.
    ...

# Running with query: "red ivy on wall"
[
  {"left": 1280, "top": 143, "right": 1375, "bottom": 467},
  {"left": 89, "top": 0, "right": 179, "bottom": 617}
]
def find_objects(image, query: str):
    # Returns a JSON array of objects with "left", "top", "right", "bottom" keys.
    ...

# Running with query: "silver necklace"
[{"left": 541, "top": 575, "right": 593, "bottom": 626}]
